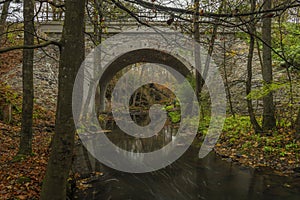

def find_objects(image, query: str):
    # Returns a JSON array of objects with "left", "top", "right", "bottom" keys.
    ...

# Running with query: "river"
[{"left": 73, "top": 120, "right": 300, "bottom": 200}]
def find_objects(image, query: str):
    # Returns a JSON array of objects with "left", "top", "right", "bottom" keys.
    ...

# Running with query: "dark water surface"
[{"left": 74, "top": 124, "right": 300, "bottom": 200}]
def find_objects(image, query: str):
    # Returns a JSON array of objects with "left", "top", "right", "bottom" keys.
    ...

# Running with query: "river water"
[{"left": 74, "top": 121, "right": 300, "bottom": 200}]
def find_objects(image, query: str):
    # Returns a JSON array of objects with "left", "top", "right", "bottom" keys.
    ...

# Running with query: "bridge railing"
[{"left": 36, "top": 10, "right": 191, "bottom": 23}]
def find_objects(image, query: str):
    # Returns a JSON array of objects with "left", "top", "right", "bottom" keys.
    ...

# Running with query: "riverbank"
[{"left": 214, "top": 116, "right": 300, "bottom": 176}]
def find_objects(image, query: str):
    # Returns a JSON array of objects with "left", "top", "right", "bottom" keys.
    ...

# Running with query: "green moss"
[
  {"left": 11, "top": 154, "right": 27, "bottom": 163},
  {"left": 168, "top": 111, "right": 181, "bottom": 123},
  {"left": 16, "top": 176, "right": 31, "bottom": 184}
]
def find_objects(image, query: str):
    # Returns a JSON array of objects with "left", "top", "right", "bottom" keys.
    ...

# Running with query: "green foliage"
[
  {"left": 220, "top": 115, "right": 300, "bottom": 158},
  {"left": 285, "top": 142, "right": 298, "bottom": 150},
  {"left": 229, "top": 137, "right": 236, "bottom": 145},
  {"left": 241, "top": 141, "right": 252, "bottom": 150},
  {"left": 246, "top": 81, "right": 287, "bottom": 100},
  {"left": 273, "top": 22, "right": 300, "bottom": 67},
  {"left": 264, "top": 146, "right": 275, "bottom": 153},
  {"left": 277, "top": 117, "right": 292, "bottom": 128},
  {"left": 223, "top": 115, "right": 252, "bottom": 135},
  {"left": 7, "top": 32, "right": 18, "bottom": 45},
  {"left": 236, "top": 32, "right": 250, "bottom": 43},
  {"left": 198, "top": 116, "right": 210, "bottom": 135},
  {"left": 168, "top": 110, "right": 181, "bottom": 123},
  {"left": 279, "top": 151, "right": 287, "bottom": 157},
  {"left": 162, "top": 103, "right": 181, "bottom": 123}
]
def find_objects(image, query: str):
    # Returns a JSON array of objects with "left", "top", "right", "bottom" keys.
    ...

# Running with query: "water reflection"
[
  {"left": 105, "top": 125, "right": 178, "bottom": 153},
  {"left": 73, "top": 118, "right": 300, "bottom": 200}
]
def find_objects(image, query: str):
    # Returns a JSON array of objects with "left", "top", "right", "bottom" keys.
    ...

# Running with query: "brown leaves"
[
  {"left": 75, "top": 171, "right": 104, "bottom": 191},
  {"left": 0, "top": 110, "right": 53, "bottom": 199},
  {"left": 0, "top": 39, "right": 23, "bottom": 76}
]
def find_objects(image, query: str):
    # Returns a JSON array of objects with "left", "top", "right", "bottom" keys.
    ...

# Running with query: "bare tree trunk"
[
  {"left": 94, "top": 0, "right": 103, "bottom": 43},
  {"left": 194, "top": 0, "right": 202, "bottom": 99},
  {"left": 94, "top": 0, "right": 103, "bottom": 115},
  {"left": 222, "top": 35, "right": 234, "bottom": 117},
  {"left": 200, "top": 1, "right": 224, "bottom": 91},
  {"left": 0, "top": 0, "right": 11, "bottom": 39},
  {"left": 18, "top": 0, "right": 34, "bottom": 155},
  {"left": 246, "top": 0, "right": 263, "bottom": 133},
  {"left": 262, "top": 0, "right": 276, "bottom": 131},
  {"left": 296, "top": 108, "right": 300, "bottom": 136},
  {"left": 40, "top": 0, "right": 85, "bottom": 199}
]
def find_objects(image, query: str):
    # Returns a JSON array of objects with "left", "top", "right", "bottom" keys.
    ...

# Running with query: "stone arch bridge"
[{"left": 37, "top": 15, "right": 238, "bottom": 113}]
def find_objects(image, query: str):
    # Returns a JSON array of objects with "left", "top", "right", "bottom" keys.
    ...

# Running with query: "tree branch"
[
  {"left": 0, "top": 40, "right": 61, "bottom": 53},
  {"left": 125, "top": 0, "right": 300, "bottom": 19},
  {"left": 0, "top": 0, "right": 11, "bottom": 5},
  {"left": 36, "top": 0, "right": 65, "bottom": 10},
  {"left": 111, "top": 0, "right": 150, "bottom": 27}
]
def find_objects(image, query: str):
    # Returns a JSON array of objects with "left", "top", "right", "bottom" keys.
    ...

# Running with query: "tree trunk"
[
  {"left": 193, "top": 0, "right": 202, "bottom": 99},
  {"left": 40, "top": 0, "right": 85, "bottom": 199},
  {"left": 94, "top": 0, "right": 103, "bottom": 115},
  {"left": 94, "top": 0, "right": 103, "bottom": 43},
  {"left": 262, "top": 0, "right": 276, "bottom": 131},
  {"left": 18, "top": 0, "right": 34, "bottom": 155},
  {"left": 222, "top": 42, "right": 234, "bottom": 116},
  {"left": 200, "top": 1, "right": 224, "bottom": 91},
  {"left": 246, "top": 0, "right": 263, "bottom": 133},
  {"left": 296, "top": 108, "right": 300, "bottom": 135},
  {"left": 194, "top": 0, "right": 224, "bottom": 98},
  {"left": 0, "top": 0, "right": 11, "bottom": 40}
]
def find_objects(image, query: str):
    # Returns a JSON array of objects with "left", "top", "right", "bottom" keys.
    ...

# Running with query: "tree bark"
[
  {"left": 262, "top": 0, "right": 276, "bottom": 131},
  {"left": 194, "top": 0, "right": 202, "bottom": 99},
  {"left": 94, "top": 0, "right": 103, "bottom": 43},
  {"left": 246, "top": 0, "right": 263, "bottom": 133},
  {"left": 0, "top": 0, "right": 11, "bottom": 40},
  {"left": 93, "top": 0, "right": 103, "bottom": 115},
  {"left": 40, "top": 0, "right": 85, "bottom": 199},
  {"left": 296, "top": 108, "right": 300, "bottom": 135},
  {"left": 18, "top": 0, "right": 34, "bottom": 155}
]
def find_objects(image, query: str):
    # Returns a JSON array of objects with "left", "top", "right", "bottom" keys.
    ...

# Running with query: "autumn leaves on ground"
[
  {"left": 0, "top": 45, "right": 51, "bottom": 199},
  {"left": 0, "top": 120, "right": 52, "bottom": 199}
]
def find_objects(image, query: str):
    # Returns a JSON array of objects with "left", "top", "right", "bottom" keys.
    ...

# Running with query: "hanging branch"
[
  {"left": 110, "top": 0, "right": 150, "bottom": 27},
  {"left": 0, "top": 40, "right": 61, "bottom": 53}
]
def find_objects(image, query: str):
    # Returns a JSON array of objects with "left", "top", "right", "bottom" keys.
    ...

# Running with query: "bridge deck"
[{"left": 37, "top": 20, "right": 242, "bottom": 35}]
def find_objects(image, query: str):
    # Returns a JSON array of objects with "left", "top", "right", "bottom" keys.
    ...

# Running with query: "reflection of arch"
[{"left": 97, "top": 48, "right": 193, "bottom": 112}]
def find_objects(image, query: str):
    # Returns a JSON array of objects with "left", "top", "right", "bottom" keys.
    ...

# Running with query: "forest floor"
[{"left": 0, "top": 119, "right": 53, "bottom": 199}]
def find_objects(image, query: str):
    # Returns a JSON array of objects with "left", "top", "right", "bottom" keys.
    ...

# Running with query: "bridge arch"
[{"left": 98, "top": 48, "right": 193, "bottom": 112}]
